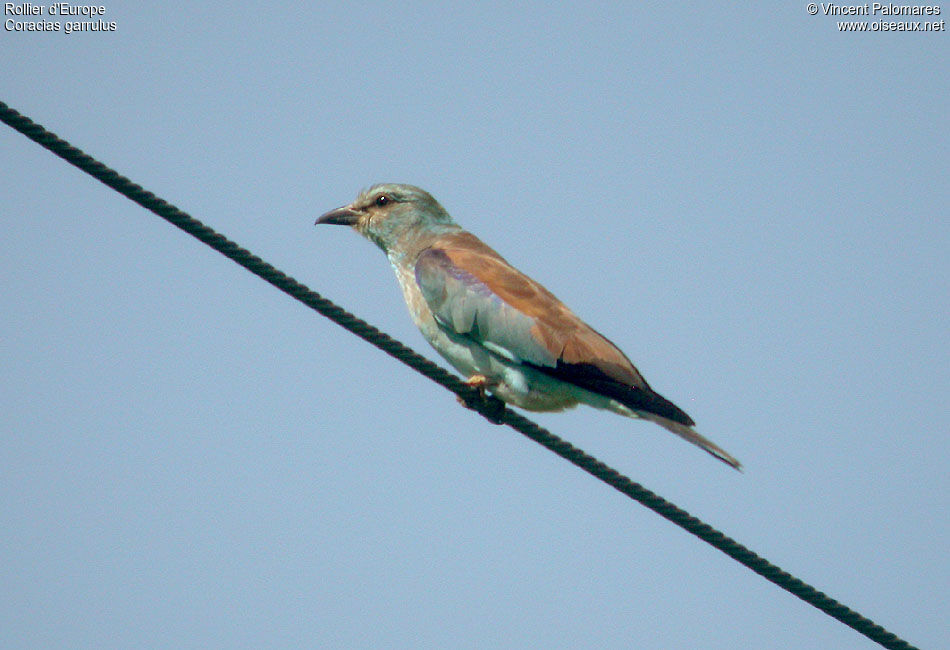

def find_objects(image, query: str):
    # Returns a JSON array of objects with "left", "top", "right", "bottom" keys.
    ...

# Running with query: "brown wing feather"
[{"left": 432, "top": 232, "right": 695, "bottom": 426}]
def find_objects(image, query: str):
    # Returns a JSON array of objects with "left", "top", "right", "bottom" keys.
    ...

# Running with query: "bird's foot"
[
  {"left": 465, "top": 374, "right": 494, "bottom": 393},
  {"left": 456, "top": 374, "right": 506, "bottom": 424}
]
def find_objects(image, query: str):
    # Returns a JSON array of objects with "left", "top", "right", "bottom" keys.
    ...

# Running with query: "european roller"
[{"left": 317, "top": 184, "right": 741, "bottom": 470}]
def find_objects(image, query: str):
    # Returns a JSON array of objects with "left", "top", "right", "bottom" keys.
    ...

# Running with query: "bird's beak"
[{"left": 315, "top": 204, "right": 361, "bottom": 226}]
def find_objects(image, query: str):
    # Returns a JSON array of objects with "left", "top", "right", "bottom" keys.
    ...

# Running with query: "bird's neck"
[{"left": 385, "top": 223, "right": 463, "bottom": 267}]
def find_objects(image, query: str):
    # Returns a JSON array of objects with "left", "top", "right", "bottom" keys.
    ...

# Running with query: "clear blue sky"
[{"left": 2, "top": 3, "right": 947, "bottom": 648}]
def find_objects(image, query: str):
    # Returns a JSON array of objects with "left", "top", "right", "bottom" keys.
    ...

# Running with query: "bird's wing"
[{"left": 414, "top": 232, "right": 694, "bottom": 425}]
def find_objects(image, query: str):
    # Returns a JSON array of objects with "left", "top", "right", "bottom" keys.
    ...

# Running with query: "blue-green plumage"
[{"left": 316, "top": 183, "right": 740, "bottom": 469}]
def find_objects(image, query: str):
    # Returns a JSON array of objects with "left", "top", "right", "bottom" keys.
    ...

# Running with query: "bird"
[{"left": 316, "top": 183, "right": 741, "bottom": 470}]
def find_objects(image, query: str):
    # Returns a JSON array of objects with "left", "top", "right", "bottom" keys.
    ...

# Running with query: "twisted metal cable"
[{"left": 0, "top": 100, "right": 917, "bottom": 650}]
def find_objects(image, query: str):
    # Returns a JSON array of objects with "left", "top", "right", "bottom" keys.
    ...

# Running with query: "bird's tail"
[{"left": 638, "top": 412, "right": 742, "bottom": 471}]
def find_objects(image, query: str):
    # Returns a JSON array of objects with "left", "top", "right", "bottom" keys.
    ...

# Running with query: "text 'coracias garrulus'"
[{"left": 317, "top": 184, "right": 741, "bottom": 470}]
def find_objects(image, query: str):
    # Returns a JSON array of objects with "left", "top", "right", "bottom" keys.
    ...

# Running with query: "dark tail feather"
[
  {"left": 531, "top": 360, "right": 740, "bottom": 468},
  {"left": 638, "top": 412, "right": 742, "bottom": 471}
]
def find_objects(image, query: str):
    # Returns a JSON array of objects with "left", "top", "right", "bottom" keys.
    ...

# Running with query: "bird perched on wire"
[{"left": 316, "top": 184, "right": 741, "bottom": 470}]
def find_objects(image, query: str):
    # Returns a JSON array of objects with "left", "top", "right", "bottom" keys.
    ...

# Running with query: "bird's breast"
[{"left": 391, "top": 260, "right": 435, "bottom": 330}]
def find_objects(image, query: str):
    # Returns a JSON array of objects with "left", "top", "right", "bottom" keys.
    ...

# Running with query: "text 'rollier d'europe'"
[{"left": 4, "top": 2, "right": 117, "bottom": 33}]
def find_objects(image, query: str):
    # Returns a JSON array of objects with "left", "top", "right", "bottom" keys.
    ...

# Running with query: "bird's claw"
[
  {"left": 456, "top": 375, "right": 506, "bottom": 424},
  {"left": 464, "top": 374, "right": 493, "bottom": 393}
]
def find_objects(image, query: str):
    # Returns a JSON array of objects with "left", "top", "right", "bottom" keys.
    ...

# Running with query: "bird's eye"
[{"left": 375, "top": 195, "right": 390, "bottom": 207}]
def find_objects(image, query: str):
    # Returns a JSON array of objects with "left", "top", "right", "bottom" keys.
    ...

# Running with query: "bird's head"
[{"left": 316, "top": 184, "right": 457, "bottom": 256}]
